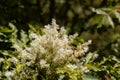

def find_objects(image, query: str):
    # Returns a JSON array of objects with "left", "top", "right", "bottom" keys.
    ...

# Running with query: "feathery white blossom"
[
  {"left": 39, "top": 59, "right": 50, "bottom": 68},
  {"left": 4, "top": 71, "right": 14, "bottom": 77},
  {"left": 7, "top": 19, "right": 92, "bottom": 79}
]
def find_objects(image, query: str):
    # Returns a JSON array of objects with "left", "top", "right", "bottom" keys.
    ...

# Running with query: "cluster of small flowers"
[
  {"left": 27, "top": 19, "right": 91, "bottom": 68},
  {"left": 1, "top": 19, "right": 91, "bottom": 79}
]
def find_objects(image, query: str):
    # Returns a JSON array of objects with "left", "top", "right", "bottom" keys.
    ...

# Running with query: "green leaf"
[
  {"left": 114, "top": 11, "right": 120, "bottom": 22},
  {"left": 58, "top": 75, "right": 65, "bottom": 80},
  {"left": 8, "top": 23, "right": 17, "bottom": 32},
  {"left": 8, "top": 23, "right": 18, "bottom": 40},
  {"left": 28, "top": 24, "right": 37, "bottom": 33},
  {"left": 0, "top": 50, "right": 13, "bottom": 57},
  {"left": 3, "top": 59, "right": 9, "bottom": 70},
  {"left": 85, "top": 51, "right": 98, "bottom": 64},
  {"left": 99, "top": 57, "right": 108, "bottom": 65},
  {"left": 16, "top": 63, "right": 24, "bottom": 73},
  {"left": 20, "top": 30, "right": 28, "bottom": 44},
  {"left": 91, "top": 8, "right": 106, "bottom": 15},
  {"left": 32, "top": 73, "right": 38, "bottom": 80},
  {"left": 88, "top": 15, "right": 103, "bottom": 27},
  {"left": 85, "top": 53, "right": 93, "bottom": 64},
  {"left": 86, "top": 64, "right": 100, "bottom": 71},
  {"left": 97, "top": 22, "right": 102, "bottom": 28},
  {"left": 0, "top": 25, "right": 12, "bottom": 33},
  {"left": 82, "top": 73, "right": 99, "bottom": 80},
  {"left": 102, "top": 15, "right": 114, "bottom": 28}
]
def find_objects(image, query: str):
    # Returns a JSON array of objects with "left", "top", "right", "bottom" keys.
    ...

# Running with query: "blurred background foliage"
[{"left": 0, "top": 0, "right": 120, "bottom": 79}]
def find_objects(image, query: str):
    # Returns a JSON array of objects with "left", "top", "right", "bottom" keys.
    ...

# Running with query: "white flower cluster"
[
  {"left": 15, "top": 19, "right": 90, "bottom": 67},
  {"left": 3, "top": 19, "right": 91, "bottom": 79}
]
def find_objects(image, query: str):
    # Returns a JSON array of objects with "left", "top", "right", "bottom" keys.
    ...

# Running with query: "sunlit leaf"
[
  {"left": 85, "top": 52, "right": 95, "bottom": 64},
  {"left": 58, "top": 75, "right": 65, "bottom": 80},
  {"left": 0, "top": 25, "right": 12, "bottom": 33},
  {"left": 16, "top": 63, "right": 24, "bottom": 73},
  {"left": 112, "top": 56, "right": 120, "bottom": 63},
  {"left": 20, "top": 30, "right": 28, "bottom": 44},
  {"left": 3, "top": 59, "right": 9, "bottom": 70},
  {"left": 0, "top": 50, "right": 13, "bottom": 57},
  {"left": 82, "top": 73, "right": 99, "bottom": 80},
  {"left": 86, "top": 64, "right": 100, "bottom": 71},
  {"left": 91, "top": 8, "right": 106, "bottom": 15},
  {"left": 114, "top": 11, "right": 120, "bottom": 22},
  {"left": 8, "top": 23, "right": 17, "bottom": 32}
]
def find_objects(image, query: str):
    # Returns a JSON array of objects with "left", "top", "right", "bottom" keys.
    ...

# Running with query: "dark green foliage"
[{"left": 0, "top": 0, "right": 120, "bottom": 79}]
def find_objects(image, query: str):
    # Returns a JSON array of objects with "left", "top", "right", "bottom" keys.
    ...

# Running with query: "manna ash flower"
[{"left": 1, "top": 19, "right": 91, "bottom": 80}]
